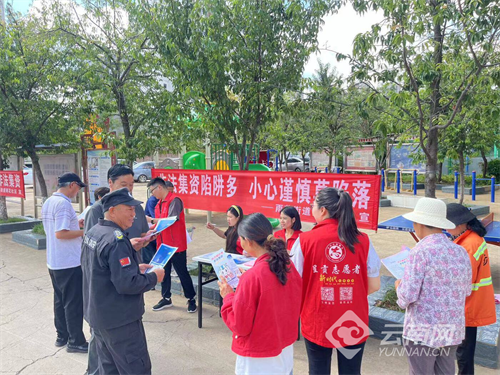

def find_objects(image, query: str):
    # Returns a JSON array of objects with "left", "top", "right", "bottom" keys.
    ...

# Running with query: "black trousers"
[
  {"left": 304, "top": 337, "right": 366, "bottom": 375},
  {"left": 161, "top": 251, "right": 196, "bottom": 300},
  {"left": 142, "top": 240, "right": 157, "bottom": 265},
  {"left": 457, "top": 326, "right": 478, "bottom": 375},
  {"left": 94, "top": 320, "right": 151, "bottom": 375},
  {"left": 48, "top": 266, "right": 86, "bottom": 345}
]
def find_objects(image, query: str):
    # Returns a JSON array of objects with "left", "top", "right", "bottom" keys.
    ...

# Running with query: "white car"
[{"left": 23, "top": 166, "right": 33, "bottom": 185}]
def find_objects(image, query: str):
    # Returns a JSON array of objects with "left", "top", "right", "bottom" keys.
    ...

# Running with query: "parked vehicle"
[
  {"left": 23, "top": 166, "right": 33, "bottom": 185},
  {"left": 133, "top": 161, "right": 155, "bottom": 183},
  {"left": 280, "top": 157, "right": 310, "bottom": 172}
]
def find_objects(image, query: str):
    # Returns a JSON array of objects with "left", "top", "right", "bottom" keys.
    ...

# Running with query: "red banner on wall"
[
  {"left": 0, "top": 171, "right": 26, "bottom": 198},
  {"left": 152, "top": 169, "right": 381, "bottom": 231}
]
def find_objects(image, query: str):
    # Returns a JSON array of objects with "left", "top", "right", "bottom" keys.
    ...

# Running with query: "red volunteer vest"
[
  {"left": 299, "top": 218, "right": 370, "bottom": 348},
  {"left": 274, "top": 229, "right": 302, "bottom": 251},
  {"left": 155, "top": 193, "right": 187, "bottom": 253}
]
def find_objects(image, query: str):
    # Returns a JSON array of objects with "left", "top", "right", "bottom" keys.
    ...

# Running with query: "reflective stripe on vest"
[
  {"left": 473, "top": 241, "right": 487, "bottom": 261},
  {"left": 471, "top": 276, "right": 492, "bottom": 291}
]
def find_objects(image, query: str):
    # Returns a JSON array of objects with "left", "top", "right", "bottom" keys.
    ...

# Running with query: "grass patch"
[
  {"left": 0, "top": 217, "right": 26, "bottom": 224},
  {"left": 375, "top": 287, "right": 405, "bottom": 313},
  {"left": 32, "top": 224, "right": 45, "bottom": 236}
]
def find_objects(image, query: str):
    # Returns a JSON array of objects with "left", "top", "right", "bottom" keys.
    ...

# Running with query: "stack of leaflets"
[
  {"left": 210, "top": 248, "right": 242, "bottom": 288},
  {"left": 381, "top": 246, "right": 411, "bottom": 279},
  {"left": 146, "top": 244, "right": 178, "bottom": 273}
]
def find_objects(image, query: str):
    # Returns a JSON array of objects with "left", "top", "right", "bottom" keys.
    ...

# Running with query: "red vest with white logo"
[
  {"left": 299, "top": 218, "right": 370, "bottom": 348},
  {"left": 155, "top": 193, "right": 187, "bottom": 253}
]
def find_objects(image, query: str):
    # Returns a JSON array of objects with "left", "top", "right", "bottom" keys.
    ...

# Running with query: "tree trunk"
[
  {"left": 114, "top": 88, "right": 134, "bottom": 166},
  {"left": 481, "top": 150, "right": 488, "bottom": 177},
  {"left": 0, "top": 150, "right": 8, "bottom": 220},
  {"left": 27, "top": 149, "right": 48, "bottom": 197},
  {"left": 301, "top": 150, "right": 307, "bottom": 171},
  {"left": 328, "top": 151, "right": 333, "bottom": 172},
  {"left": 283, "top": 147, "right": 288, "bottom": 171},
  {"left": 437, "top": 162, "right": 443, "bottom": 183},
  {"left": 424, "top": 128, "right": 439, "bottom": 198},
  {"left": 458, "top": 151, "right": 465, "bottom": 204}
]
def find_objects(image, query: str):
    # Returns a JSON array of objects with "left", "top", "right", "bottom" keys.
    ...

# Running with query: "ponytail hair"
[
  {"left": 315, "top": 187, "right": 360, "bottom": 253},
  {"left": 238, "top": 213, "right": 290, "bottom": 285},
  {"left": 467, "top": 218, "right": 487, "bottom": 238}
]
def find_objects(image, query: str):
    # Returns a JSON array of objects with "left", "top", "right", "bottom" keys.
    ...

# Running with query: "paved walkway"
[{"left": 1, "top": 183, "right": 499, "bottom": 374}]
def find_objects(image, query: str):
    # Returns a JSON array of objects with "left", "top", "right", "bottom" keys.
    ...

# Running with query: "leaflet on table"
[
  {"left": 142, "top": 216, "right": 177, "bottom": 241},
  {"left": 210, "top": 248, "right": 242, "bottom": 288},
  {"left": 146, "top": 244, "right": 178, "bottom": 273},
  {"left": 381, "top": 246, "right": 411, "bottom": 279}
]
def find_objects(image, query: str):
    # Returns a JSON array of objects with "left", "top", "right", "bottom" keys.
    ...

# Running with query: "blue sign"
[{"left": 389, "top": 144, "right": 426, "bottom": 172}]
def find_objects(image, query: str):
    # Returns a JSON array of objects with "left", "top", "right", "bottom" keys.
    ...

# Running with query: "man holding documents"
[
  {"left": 81, "top": 188, "right": 164, "bottom": 375},
  {"left": 147, "top": 177, "right": 197, "bottom": 313},
  {"left": 83, "top": 164, "right": 152, "bottom": 375}
]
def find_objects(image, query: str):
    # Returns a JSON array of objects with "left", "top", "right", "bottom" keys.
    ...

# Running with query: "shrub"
[
  {"left": 375, "top": 287, "right": 405, "bottom": 313},
  {"left": 487, "top": 159, "right": 500, "bottom": 178},
  {"left": 32, "top": 224, "right": 45, "bottom": 236}
]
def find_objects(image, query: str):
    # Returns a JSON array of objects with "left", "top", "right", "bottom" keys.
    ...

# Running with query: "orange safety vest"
[{"left": 454, "top": 230, "right": 496, "bottom": 327}]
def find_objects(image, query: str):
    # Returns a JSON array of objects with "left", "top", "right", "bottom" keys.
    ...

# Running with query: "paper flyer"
[
  {"left": 146, "top": 244, "right": 178, "bottom": 273},
  {"left": 381, "top": 246, "right": 411, "bottom": 279},
  {"left": 210, "top": 248, "right": 242, "bottom": 288},
  {"left": 142, "top": 216, "right": 178, "bottom": 241},
  {"left": 78, "top": 205, "right": 92, "bottom": 221}
]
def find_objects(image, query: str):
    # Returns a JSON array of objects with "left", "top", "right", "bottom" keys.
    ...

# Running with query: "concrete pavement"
[{"left": 1, "top": 183, "right": 499, "bottom": 374}]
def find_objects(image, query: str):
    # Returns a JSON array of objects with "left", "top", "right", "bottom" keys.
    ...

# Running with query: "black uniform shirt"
[{"left": 81, "top": 219, "right": 157, "bottom": 330}]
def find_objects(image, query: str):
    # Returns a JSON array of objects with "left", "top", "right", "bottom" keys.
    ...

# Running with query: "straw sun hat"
[{"left": 402, "top": 197, "right": 456, "bottom": 230}]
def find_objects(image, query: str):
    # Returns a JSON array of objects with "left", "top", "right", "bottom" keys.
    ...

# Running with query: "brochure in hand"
[
  {"left": 210, "top": 248, "right": 242, "bottom": 289},
  {"left": 381, "top": 246, "right": 411, "bottom": 279},
  {"left": 146, "top": 244, "right": 178, "bottom": 273},
  {"left": 142, "top": 216, "right": 178, "bottom": 241}
]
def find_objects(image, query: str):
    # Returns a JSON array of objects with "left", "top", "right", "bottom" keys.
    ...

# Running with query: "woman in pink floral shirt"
[{"left": 396, "top": 198, "right": 472, "bottom": 375}]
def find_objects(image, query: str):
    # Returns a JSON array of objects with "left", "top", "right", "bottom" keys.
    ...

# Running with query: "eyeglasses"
[{"left": 149, "top": 186, "right": 159, "bottom": 194}]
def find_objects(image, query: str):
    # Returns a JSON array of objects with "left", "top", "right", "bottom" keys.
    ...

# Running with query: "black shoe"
[
  {"left": 55, "top": 336, "right": 68, "bottom": 347},
  {"left": 152, "top": 298, "right": 172, "bottom": 311},
  {"left": 67, "top": 342, "right": 88, "bottom": 353},
  {"left": 187, "top": 298, "right": 197, "bottom": 313}
]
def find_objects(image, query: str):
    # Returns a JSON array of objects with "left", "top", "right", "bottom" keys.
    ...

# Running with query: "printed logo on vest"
[{"left": 325, "top": 242, "right": 346, "bottom": 263}]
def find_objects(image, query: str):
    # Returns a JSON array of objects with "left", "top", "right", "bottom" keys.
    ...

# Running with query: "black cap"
[
  {"left": 101, "top": 188, "right": 143, "bottom": 212},
  {"left": 446, "top": 203, "right": 476, "bottom": 226},
  {"left": 58, "top": 172, "right": 87, "bottom": 187}
]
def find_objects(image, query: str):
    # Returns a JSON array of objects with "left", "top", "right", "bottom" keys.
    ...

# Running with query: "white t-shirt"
[{"left": 41, "top": 192, "right": 82, "bottom": 270}]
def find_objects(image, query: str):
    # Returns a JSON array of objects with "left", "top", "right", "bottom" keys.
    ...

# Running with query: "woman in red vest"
[
  {"left": 207, "top": 205, "right": 244, "bottom": 254},
  {"left": 291, "top": 187, "right": 381, "bottom": 375},
  {"left": 218, "top": 213, "right": 302, "bottom": 375},
  {"left": 274, "top": 206, "right": 303, "bottom": 251}
]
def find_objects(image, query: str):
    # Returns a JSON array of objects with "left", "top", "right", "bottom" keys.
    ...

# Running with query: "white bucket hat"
[{"left": 402, "top": 197, "right": 456, "bottom": 230}]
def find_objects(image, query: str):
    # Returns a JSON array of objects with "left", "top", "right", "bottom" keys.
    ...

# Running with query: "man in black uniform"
[{"left": 81, "top": 188, "right": 164, "bottom": 375}]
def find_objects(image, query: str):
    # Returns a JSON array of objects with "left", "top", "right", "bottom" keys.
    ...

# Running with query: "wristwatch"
[{"left": 150, "top": 219, "right": 154, "bottom": 224}]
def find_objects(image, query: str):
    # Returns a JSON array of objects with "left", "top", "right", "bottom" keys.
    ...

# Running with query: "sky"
[{"left": 8, "top": 0, "right": 382, "bottom": 79}]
